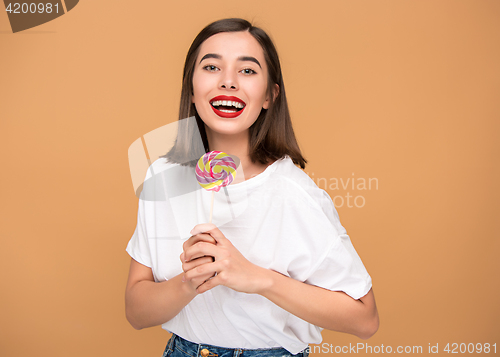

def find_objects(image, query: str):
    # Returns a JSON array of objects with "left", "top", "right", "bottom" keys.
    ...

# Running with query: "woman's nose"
[{"left": 219, "top": 71, "right": 238, "bottom": 90}]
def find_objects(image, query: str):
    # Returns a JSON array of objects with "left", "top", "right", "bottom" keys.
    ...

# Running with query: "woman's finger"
[
  {"left": 183, "top": 259, "right": 226, "bottom": 282},
  {"left": 205, "top": 227, "right": 228, "bottom": 244},
  {"left": 185, "top": 272, "right": 216, "bottom": 291},
  {"left": 183, "top": 260, "right": 217, "bottom": 289},
  {"left": 182, "top": 255, "right": 214, "bottom": 273},
  {"left": 196, "top": 272, "right": 223, "bottom": 293},
  {"left": 183, "top": 233, "right": 216, "bottom": 252},
  {"left": 191, "top": 224, "right": 227, "bottom": 245},
  {"left": 184, "top": 241, "right": 219, "bottom": 262},
  {"left": 190, "top": 223, "right": 217, "bottom": 236}
]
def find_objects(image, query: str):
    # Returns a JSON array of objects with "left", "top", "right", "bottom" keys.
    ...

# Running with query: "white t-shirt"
[{"left": 126, "top": 156, "right": 372, "bottom": 354}]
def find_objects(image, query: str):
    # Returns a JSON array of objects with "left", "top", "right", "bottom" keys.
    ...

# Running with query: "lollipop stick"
[{"left": 209, "top": 190, "right": 214, "bottom": 223}]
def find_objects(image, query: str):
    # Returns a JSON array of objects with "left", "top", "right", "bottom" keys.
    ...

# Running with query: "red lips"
[{"left": 209, "top": 95, "right": 246, "bottom": 118}]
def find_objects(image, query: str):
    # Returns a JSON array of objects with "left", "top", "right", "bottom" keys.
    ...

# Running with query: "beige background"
[{"left": 1, "top": 1, "right": 499, "bottom": 356}]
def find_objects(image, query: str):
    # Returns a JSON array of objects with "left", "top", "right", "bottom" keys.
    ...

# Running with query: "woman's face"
[{"left": 191, "top": 31, "right": 271, "bottom": 137}]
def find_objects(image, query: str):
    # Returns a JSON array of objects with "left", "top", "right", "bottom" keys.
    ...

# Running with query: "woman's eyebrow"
[
  {"left": 199, "top": 53, "right": 262, "bottom": 69},
  {"left": 199, "top": 53, "right": 222, "bottom": 63},
  {"left": 239, "top": 56, "right": 262, "bottom": 69}
]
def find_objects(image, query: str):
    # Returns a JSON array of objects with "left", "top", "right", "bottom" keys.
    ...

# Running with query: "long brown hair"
[{"left": 162, "top": 18, "right": 307, "bottom": 169}]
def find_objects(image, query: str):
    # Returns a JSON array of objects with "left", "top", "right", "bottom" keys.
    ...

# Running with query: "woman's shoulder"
[
  {"left": 271, "top": 156, "right": 324, "bottom": 197},
  {"left": 268, "top": 158, "right": 327, "bottom": 206},
  {"left": 269, "top": 157, "right": 346, "bottom": 233}
]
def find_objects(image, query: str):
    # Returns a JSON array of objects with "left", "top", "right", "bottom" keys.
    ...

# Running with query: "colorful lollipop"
[{"left": 196, "top": 151, "right": 237, "bottom": 222}]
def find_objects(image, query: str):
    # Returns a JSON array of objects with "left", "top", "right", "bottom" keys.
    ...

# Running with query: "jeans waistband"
[{"left": 164, "top": 333, "right": 309, "bottom": 357}]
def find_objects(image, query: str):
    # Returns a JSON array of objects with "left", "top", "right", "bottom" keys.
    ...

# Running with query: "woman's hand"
[
  {"left": 180, "top": 230, "right": 217, "bottom": 292},
  {"left": 182, "top": 223, "right": 271, "bottom": 294},
  {"left": 180, "top": 229, "right": 216, "bottom": 263}
]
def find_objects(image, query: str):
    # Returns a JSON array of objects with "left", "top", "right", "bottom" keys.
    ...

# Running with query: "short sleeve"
[
  {"left": 282, "top": 186, "right": 372, "bottom": 300},
  {"left": 296, "top": 188, "right": 372, "bottom": 300},
  {"left": 305, "top": 233, "right": 372, "bottom": 300},
  {"left": 125, "top": 186, "right": 153, "bottom": 268}
]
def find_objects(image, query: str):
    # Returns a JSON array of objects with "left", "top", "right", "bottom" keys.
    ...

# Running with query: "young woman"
[{"left": 125, "top": 18, "right": 379, "bottom": 357}]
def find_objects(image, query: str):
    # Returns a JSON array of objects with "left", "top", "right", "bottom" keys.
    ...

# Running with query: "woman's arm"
[
  {"left": 259, "top": 270, "right": 379, "bottom": 339},
  {"left": 125, "top": 258, "right": 196, "bottom": 329},
  {"left": 183, "top": 223, "right": 379, "bottom": 339},
  {"left": 125, "top": 255, "right": 217, "bottom": 329}
]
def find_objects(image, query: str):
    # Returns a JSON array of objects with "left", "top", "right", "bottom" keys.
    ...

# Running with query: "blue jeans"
[{"left": 162, "top": 333, "right": 309, "bottom": 357}]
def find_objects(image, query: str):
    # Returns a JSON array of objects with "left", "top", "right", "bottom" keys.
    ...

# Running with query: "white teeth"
[{"left": 210, "top": 100, "right": 244, "bottom": 109}]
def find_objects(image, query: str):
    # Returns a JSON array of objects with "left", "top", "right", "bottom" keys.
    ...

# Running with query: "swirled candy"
[{"left": 196, "top": 151, "right": 237, "bottom": 192}]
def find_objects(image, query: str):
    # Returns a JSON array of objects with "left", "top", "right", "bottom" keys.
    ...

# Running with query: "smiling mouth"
[{"left": 210, "top": 100, "right": 245, "bottom": 113}]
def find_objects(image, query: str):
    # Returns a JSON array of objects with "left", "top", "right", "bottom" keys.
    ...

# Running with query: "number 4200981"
[
  {"left": 444, "top": 343, "right": 496, "bottom": 354},
  {"left": 5, "top": 3, "right": 60, "bottom": 14}
]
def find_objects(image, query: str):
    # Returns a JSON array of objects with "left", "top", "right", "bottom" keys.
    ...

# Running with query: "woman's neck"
[{"left": 206, "top": 127, "right": 270, "bottom": 181}]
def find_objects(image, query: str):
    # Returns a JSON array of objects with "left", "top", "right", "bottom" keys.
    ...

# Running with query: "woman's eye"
[
  {"left": 241, "top": 68, "right": 256, "bottom": 75},
  {"left": 203, "top": 65, "right": 219, "bottom": 71}
]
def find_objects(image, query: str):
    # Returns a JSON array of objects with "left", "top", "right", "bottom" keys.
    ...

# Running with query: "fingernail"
[{"left": 182, "top": 275, "right": 185, "bottom": 282}]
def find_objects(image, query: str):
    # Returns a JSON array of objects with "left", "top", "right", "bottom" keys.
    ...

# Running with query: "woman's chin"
[
  {"left": 209, "top": 128, "right": 248, "bottom": 137},
  {"left": 204, "top": 123, "right": 250, "bottom": 137}
]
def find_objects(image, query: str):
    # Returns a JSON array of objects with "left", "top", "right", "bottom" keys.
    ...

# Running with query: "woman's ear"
[
  {"left": 263, "top": 84, "right": 280, "bottom": 109},
  {"left": 272, "top": 83, "right": 280, "bottom": 101}
]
